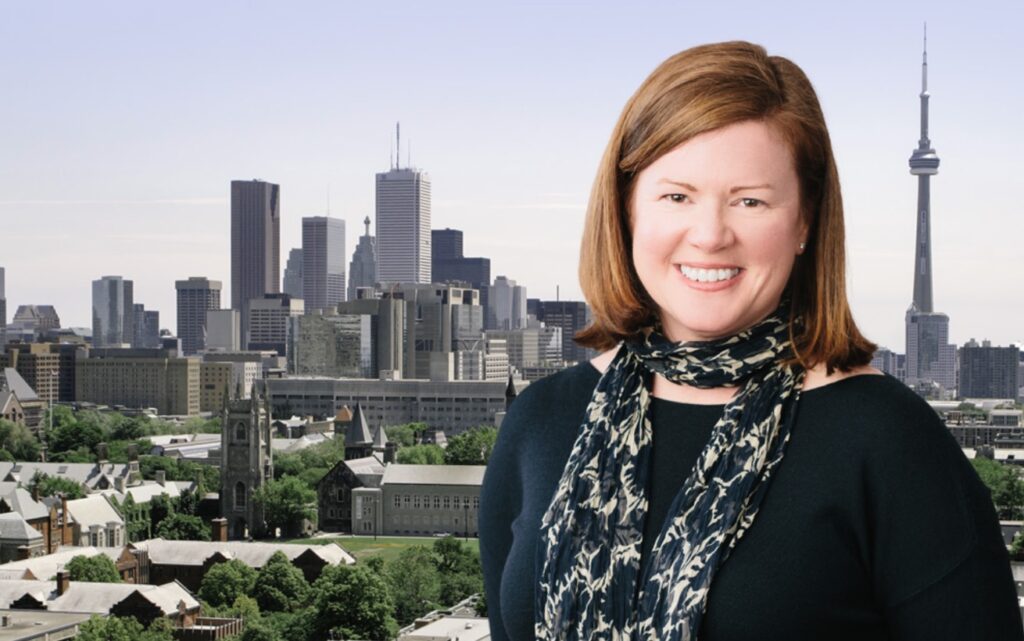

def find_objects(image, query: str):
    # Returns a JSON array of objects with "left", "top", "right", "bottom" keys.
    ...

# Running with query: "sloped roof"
[
  {"left": 0, "top": 390, "right": 21, "bottom": 416},
  {"left": 0, "top": 546, "right": 123, "bottom": 580},
  {"left": 47, "top": 580, "right": 199, "bottom": 615},
  {"left": 0, "top": 568, "right": 33, "bottom": 580},
  {"left": 0, "top": 369, "right": 37, "bottom": 403},
  {"left": 334, "top": 405, "right": 353, "bottom": 422},
  {"left": 0, "top": 579, "right": 52, "bottom": 608},
  {"left": 65, "top": 495, "right": 124, "bottom": 528},
  {"left": 2, "top": 487, "right": 49, "bottom": 521},
  {"left": 347, "top": 455, "right": 386, "bottom": 488},
  {"left": 381, "top": 463, "right": 486, "bottom": 487},
  {"left": 129, "top": 539, "right": 355, "bottom": 568},
  {"left": 0, "top": 462, "right": 131, "bottom": 489},
  {"left": 272, "top": 432, "right": 334, "bottom": 453},
  {"left": 0, "top": 512, "right": 42, "bottom": 541}
]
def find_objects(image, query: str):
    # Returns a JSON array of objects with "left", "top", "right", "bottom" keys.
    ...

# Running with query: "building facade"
[
  {"left": 231, "top": 179, "right": 281, "bottom": 345},
  {"left": 175, "top": 277, "right": 222, "bottom": 355},
  {"left": 302, "top": 216, "right": 346, "bottom": 312},
  {"left": 220, "top": 383, "right": 274, "bottom": 539},
  {"left": 282, "top": 247, "right": 304, "bottom": 299},
  {"left": 92, "top": 276, "right": 134, "bottom": 348},
  {"left": 347, "top": 217, "right": 377, "bottom": 302},
  {"left": 246, "top": 294, "right": 304, "bottom": 356},
  {"left": 376, "top": 165, "right": 431, "bottom": 285},
  {"left": 75, "top": 348, "right": 200, "bottom": 415},
  {"left": 959, "top": 339, "right": 1019, "bottom": 400}
]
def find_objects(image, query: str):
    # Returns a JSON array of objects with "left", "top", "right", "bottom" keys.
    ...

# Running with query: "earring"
[{"left": 799, "top": 242, "right": 806, "bottom": 252}]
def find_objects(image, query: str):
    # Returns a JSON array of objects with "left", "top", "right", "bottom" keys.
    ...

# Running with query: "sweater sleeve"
[
  {"left": 866, "top": 389, "right": 1023, "bottom": 638},
  {"left": 479, "top": 395, "right": 526, "bottom": 641}
]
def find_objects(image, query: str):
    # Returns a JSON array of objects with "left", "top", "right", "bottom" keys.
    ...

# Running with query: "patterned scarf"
[{"left": 536, "top": 298, "right": 806, "bottom": 641}]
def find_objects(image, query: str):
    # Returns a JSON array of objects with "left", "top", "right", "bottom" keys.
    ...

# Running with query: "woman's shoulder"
[{"left": 506, "top": 359, "right": 602, "bottom": 427}]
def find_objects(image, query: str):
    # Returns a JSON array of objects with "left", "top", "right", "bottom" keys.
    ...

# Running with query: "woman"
[{"left": 479, "top": 41, "right": 1022, "bottom": 641}]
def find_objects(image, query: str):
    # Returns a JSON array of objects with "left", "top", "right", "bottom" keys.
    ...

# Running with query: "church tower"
[{"left": 220, "top": 380, "right": 274, "bottom": 539}]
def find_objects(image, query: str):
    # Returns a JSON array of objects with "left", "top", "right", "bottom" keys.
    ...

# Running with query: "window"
[
  {"left": 433, "top": 496, "right": 440, "bottom": 509},
  {"left": 337, "top": 488, "right": 346, "bottom": 502},
  {"left": 394, "top": 495, "right": 401, "bottom": 508},
  {"left": 443, "top": 496, "right": 451, "bottom": 510},
  {"left": 413, "top": 495, "right": 421, "bottom": 509},
  {"left": 472, "top": 496, "right": 480, "bottom": 510},
  {"left": 234, "top": 482, "right": 246, "bottom": 510},
  {"left": 403, "top": 495, "right": 410, "bottom": 508},
  {"left": 235, "top": 422, "right": 247, "bottom": 442}
]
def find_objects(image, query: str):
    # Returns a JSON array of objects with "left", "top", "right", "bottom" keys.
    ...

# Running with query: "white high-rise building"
[{"left": 376, "top": 126, "right": 431, "bottom": 285}]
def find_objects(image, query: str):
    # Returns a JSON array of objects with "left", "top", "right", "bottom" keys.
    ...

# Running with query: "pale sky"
[{"left": 1, "top": 0, "right": 1021, "bottom": 351}]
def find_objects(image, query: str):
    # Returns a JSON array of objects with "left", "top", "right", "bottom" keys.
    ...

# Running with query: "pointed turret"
[
  {"left": 345, "top": 403, "right": 373, "bottom": 446},
  {"left": 504, "top": 370, "right": 517, "bottom": 410},
  {"left": 371, "top": 423, "right": 388, "bottom": 450}
]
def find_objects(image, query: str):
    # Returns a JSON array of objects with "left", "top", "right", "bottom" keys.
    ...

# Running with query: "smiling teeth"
[{"left": 680, "top": 266, "right": 740, "bottom": 282}]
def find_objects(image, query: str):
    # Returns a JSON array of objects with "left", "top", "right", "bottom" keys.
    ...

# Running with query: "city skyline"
[{"left": 1, "top": 1, "right": 1021, "bottom": 351}]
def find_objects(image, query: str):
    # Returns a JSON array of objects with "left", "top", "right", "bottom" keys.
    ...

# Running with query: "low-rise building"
[{"left": 128, "top": 538, "right": 355, "bottom": 591}]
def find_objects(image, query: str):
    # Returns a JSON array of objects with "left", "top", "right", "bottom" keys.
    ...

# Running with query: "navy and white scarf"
[{"left": 536, "top": 299, "right": 806, "bottom": 640}]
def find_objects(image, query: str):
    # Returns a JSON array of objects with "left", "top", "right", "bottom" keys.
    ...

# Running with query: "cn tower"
[{"left": 908, "top": 23, "right": 940, "bottom": 313}]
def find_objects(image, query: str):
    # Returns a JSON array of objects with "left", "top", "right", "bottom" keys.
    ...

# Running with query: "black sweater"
[{"left": 479, "top": 361, "right": 1023, "bottom": 640}]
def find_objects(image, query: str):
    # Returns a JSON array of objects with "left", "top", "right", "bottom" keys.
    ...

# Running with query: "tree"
[
  {"left": 240, "top": 620, "right": 276, "bottom": 641},
  {"left": 1011, "top": 529, "right": 1024, "bottom": 561},
  {"left": 397, "top": 443, "right": 446, "bottom": 465},
  {"left": 28, "top": 472, "right": 85, "bottom": 499},
  {"left": 198, "top": 560, "right": 257, "bottom": 608},
  {"left": 971, "top": 457, "right": 1024, "bottom": 519},
  {"left": 155, "top": 512, "right": 211, "bottom": 541},
  {"left": 385, "top": 545, "right": 442, "bottom": 624},
  {"left": 444, "top": 427, "right": 498, "bottom": 465},
  {"left": 0, "top": 418, "right": 40, "bottom": 461},
  {"left": 252, "top": 551, "right": 310, "bottom": 612},
  {"left": 177, "top": 486, "right": 198, "bottom": 516},
  {"left": 77, "top": 615, "right": 142, "bottom": 641},
  {"left": 149, "top": 494, "right": 172, "bottom": 533},
  {"left": 66, "top": 554, "right": 121, "bottom": 583},
  {"left": 385, "top": 423, "right": 425, "bottom": 447},
  {"left": 253, "top": 476, "right": 317, "bottom": 537},
  {"left": 433, "top": 535, "right": 483, "bottom": 605},
  {"left": 311, "top": 564, "right": 398, "bottom": 641}
]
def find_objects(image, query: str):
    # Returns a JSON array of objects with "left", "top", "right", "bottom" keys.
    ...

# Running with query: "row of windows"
[{"left": 392, "top": 494, "right": 479, "bottom": 510}]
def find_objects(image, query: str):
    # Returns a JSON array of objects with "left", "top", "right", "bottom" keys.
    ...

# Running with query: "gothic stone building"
[{"left": 220, "top": 383, "right": 273, "bottom": 539}]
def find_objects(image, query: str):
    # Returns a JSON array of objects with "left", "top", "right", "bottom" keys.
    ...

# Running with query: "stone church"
[{"left": 219, "top": 382, "right": 273, "bottom": 539}]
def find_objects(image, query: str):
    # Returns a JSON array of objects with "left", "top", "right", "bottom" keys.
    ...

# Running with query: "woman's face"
[{"left": 629, "top": 119, "right": 809, "bottom": 343}]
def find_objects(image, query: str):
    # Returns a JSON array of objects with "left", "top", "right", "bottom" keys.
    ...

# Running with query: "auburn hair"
[{"left": 575, "top": 41, "right": 876, "bottom": 374}]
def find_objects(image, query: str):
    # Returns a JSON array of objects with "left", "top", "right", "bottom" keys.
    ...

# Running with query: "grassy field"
[{"left": 283, "top": 534, "right": 480, "bottom": 563}]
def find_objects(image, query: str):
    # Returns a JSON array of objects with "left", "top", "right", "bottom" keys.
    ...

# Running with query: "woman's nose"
[{"left": 685, "top": 206, "right": 733, "bottom": 252}]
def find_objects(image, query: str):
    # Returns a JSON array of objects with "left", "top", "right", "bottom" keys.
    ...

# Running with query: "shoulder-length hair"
[{"left": 575, "top": 40, "right": 876, "bottom": 374}]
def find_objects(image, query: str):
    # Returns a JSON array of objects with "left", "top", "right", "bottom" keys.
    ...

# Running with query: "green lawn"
[{"left": 283, "top": 534, "right": 480, "bottom": 563}]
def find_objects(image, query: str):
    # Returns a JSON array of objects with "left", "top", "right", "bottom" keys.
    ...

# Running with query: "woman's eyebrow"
[{"left": 656, "top": 178, "right": 774, "bottom": 194}]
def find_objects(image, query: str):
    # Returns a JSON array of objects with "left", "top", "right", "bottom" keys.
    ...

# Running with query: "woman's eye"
[
  {"left": 739, "top": 197, "right": 765, "bottom": 207},
  {"left": 661, "top": 194, "right": 688, "bottom": 203}
]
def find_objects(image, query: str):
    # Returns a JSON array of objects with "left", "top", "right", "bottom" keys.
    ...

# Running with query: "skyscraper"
[
  {"left": 91, "top": 275, "right": 134, "bottom": 347},
  {"left": 176, "top": 277, "right": 223, "bottom": 355},
  {"left": 904, "top": 28, "right": 956, "bottom": 396},
  {"left": 376, "top": 123, "right": 431, "bottom": 285},
  {"left": 133, "top": 304, "right": 160, "bottom": 349},
  {"left": 432, "top": 228, "right": 463, "bottom": 261},
  {"left": 348, "top": 216, "right": 378, "bottom": 301},
  {"left": 0, "top": 267, "right": 6, "bottom": 346},
  {"left": 958, "top": 339, "right": 1019, "bottom": 400},
  {"left": 302, "top": 216, "right": 346, "bottom": 311},
  {"left": 231, "top": 179, "right": 280, "bottom": 344},
  {"left": 283, "top": 248, "right": 304, "bottom": 299},
  {"left": 431, "top": 228, "right": 491, "bottom": 315}
]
